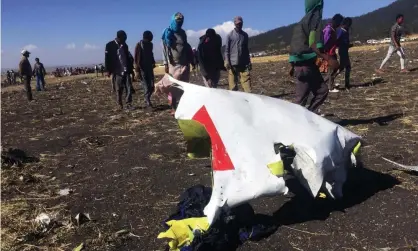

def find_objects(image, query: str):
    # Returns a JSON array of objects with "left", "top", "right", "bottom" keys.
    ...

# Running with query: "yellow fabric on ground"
[{"left": 157, "top": 217, "right": 210, "bottom": 251}]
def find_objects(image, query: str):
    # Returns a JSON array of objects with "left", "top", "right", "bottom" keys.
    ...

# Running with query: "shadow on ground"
[
  {"left": 152, "top": 104, "right": 172, "bottom": 111},
  {"left": 1, "top": 148, "right": 40, "bottom": 168},
  {"left": 352, "top": 77, "right": 386, "bottom": 88},
  {"left": 408, "top": 67, "right": 418, "bottom": 72},
  {"left": 270, "top": 93, "right": 292, "bottom": 99},
  {"left": 336, "top": 113, "right": 403, "bottom": 126}
]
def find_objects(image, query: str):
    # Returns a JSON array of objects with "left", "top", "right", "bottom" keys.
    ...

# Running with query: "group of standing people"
[
  {"left": 16, "top": 3, "right": 408, "bottom": 117},
  {"left": 5, "top": 70, "right": 18, "bottom": 85},
  {"left": 104, "top": 12, "right": 254, "bottom": 114},
  {"left": 94, "top": 64, "right": 105, "bottom": 77},
  {"left": 105, "top": 30, "right": 156, "bottom": 110},
  {"left": 18, "top": 50, "right": 47, "bottom": 101}
]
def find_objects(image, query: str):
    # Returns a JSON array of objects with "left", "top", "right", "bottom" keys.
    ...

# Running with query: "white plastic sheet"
[{"left": 168, "top": 75, "right": 361, "bottom": 225}]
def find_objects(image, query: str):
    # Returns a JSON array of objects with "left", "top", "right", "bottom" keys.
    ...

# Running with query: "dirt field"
[{"left": 1, "top": 44, "right": 418, "bottom": 251}]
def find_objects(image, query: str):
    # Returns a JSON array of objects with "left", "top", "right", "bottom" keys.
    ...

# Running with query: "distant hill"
[{"left": 249, "top": 0, "right": 418, "bottom": 53}]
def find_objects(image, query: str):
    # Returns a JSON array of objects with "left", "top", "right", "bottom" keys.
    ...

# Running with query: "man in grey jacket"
[{"left": 224, "top": 16, "right": 252, "bottom": 93}]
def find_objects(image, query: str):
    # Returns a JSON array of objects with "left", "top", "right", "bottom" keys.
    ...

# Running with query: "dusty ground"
[{"left": 1, "top": 44, "right": 418, "bottom": 251}]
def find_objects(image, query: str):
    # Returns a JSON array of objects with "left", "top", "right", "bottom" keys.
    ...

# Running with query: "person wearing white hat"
[{"left": 19, "top": 50, "right": 33, "bottom": 101}]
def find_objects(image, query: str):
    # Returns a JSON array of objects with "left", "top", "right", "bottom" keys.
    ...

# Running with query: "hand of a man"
[
  {"left": 224, "top": 61, "right": 231, "bottom": 70},
  {"left": 247, "top": 63, "right": 252, "bottom": 71},
  {"left": 164, "top": 64, "right": 169, "bottom": 74},
  {"left": 106, "top": 72, "right": 111, "bottom": 77}
]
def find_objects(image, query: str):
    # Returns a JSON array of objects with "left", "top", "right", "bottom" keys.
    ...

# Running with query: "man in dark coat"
[
  {"left": 105, "top": 30, "right": 133, "bottom": 110},
  {"left": 197, "top": 28, "right": 225, "bottom": 88}
]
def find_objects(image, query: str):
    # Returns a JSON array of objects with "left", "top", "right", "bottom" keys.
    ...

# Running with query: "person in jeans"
[
  {"left": 377, "top": 14, "right": 408, "bottom": 73},
  {"left": 322, "top": 14, "right": 344, "bottom": 93},
  {"left": 289, "top": 0, "right": 338, "bottom": 114},
  {"left": 134, "top": 30, "right": 156, "bottom": 108},
  {"left": 33, "top": 58, "right": 47, "bottom": 91},
  {"left": 337, "top": 17, "right": 353, "bottom": 89},
  {"left": 105, "top": 30, "right": 133, "bottom": 110},
  {"left": 19, "top": 50, "right": 34, "bottom": 101},
  {"left": 155, "top": 12, "right": 194, "bottom": 114},
  {"left": 197, "top": 28, "right": 225, "bottom": 88},
  {"left": 224, "top": 16, "right": 252, "bottom": 93}
]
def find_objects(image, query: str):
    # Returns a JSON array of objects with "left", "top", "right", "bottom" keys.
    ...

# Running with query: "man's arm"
[
  {"left": 391, "top": 25, "right": 400, "bottom": 48},
  {"left": 162, "top": 42, "right": 169, "bottom": 65},
  {"left": 197, "top": 42, "right": 207, "bottom": 77},
  {"left": 224, "top": 32, "right": 231, "bottom": 62},
  {"left": 309, "top": 10, "right": 328, "bottom": 60},
  {"left": 41, "top": 63, "right": 46, "bottom": 75},
  {"left": 104, "top": 42, "right": 112, "bottom": 74},
  {"left": 151, "top": 43, "right": 156, "bottom": 66},
  {"left": 161, "top": 42, "right": 169, "bottom": 73},
  {"left": 244, "top": 32, "right": 251, "bottom": 67},
  {"left": 19, "top": 61, "right": 26, "bottom": 76},
  {"left": 134, "top": 42, "right": 141, "bottom": 72},
  {"left": 118, "top": 45, "right": 128, "bottom": 73}
]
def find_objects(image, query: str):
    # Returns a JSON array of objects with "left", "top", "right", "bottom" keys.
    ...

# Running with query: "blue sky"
[{"left": 1, "top": 0, "right": 396, "bottom": 69}]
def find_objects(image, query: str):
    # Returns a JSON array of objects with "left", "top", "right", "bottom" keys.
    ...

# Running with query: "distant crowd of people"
[
  {"left": 53, "top": 66, "right": 96, "bottom": 77},
  {"left": 15, "top": 0, "right": 410, "bottom": 115}
]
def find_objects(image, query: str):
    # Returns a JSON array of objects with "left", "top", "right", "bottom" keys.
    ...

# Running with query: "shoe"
[
  {"left": 375, "top": 69, "right": 385, "bottom": 74},
  {"left": 329, "top": 89, "right": 339, "bottom": 93},
  {"left": 145, "top": 101, "right": 153, "bottom": 108},
  {"left": 400, "top": 69, "right": 409, "bottom": 73},
  {"left": 125, "top": 105, "right": 135, "bottom": 111}
]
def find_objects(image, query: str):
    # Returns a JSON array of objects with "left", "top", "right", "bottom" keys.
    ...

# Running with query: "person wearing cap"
[
  {"left": 19, "top": 50, "right": 34, "bottom": 101},
  {"left": 156, "top": 12, "right": 194, "bottom": 114},
  {"left": 105, "top": 30, "right": 134, "bottom": 110},
  {"left": 197, "top": 28, "right": 225, "bottom": 88},
  {"left": 224, "top": 16, "right": 252, "bottom": 93},
  {"left": 32, "top": 57, "right": 47, "bottom": 91},
  {"left": 134, "top": 30, "right": 156, "bottom": 108},
  {"left": 288, "top": 0, "right": 338, "bottom": 114}
]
